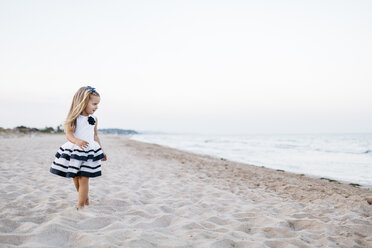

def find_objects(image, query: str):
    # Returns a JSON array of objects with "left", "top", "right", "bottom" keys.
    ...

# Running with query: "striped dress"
[{"left": 50, "top": 115, "right": 104, "bottom": 178}]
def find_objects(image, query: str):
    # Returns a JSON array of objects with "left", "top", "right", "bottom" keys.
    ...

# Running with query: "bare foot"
[
  {"left": 77, "top": 204, "right": 84, "bottom": 210},
  {"left": 85, "top": 197, "right": 89, "bottom": 206}
]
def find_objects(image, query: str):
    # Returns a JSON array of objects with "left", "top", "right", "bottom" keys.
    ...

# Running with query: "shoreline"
[
  {"left": 118, "top": 135, "right": 372, "bottom": 202},
  {"left": 0, "top": 134, "right": 371, "bottom": 247},
  {"left": 127, "top": 135, "right": 372, "bottom": 190}
]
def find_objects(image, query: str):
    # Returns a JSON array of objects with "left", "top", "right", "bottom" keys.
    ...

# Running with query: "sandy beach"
[{"left": 0, "top": 134, "right": 371, "bottom": 248}]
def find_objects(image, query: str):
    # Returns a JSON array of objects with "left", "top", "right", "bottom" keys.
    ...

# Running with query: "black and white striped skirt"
[{"left": 50, "top": 141, "right": 104, "bottom": 178}]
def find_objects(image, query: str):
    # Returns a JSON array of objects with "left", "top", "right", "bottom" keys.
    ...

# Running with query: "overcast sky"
[{"left": 0, "top": 0, "right": 371, "bottom": 134}]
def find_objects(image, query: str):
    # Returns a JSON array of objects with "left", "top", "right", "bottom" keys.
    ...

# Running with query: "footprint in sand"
[
  {"left": 286, "top": 218, "right": 326, "bottom": 232},
  {"left": 134, "top": 215, "right": 174, "bottom": 229}
]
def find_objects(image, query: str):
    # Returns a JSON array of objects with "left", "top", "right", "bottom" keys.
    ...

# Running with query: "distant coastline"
[
  {"left": 98, "top": 128, "right": 139, "bottom": 135},
  {"left": 0, "top": 125, "right": 63, "bottom": 134},
  {"left": 0, "top": 126, "right": 139, "bottom": 135}
]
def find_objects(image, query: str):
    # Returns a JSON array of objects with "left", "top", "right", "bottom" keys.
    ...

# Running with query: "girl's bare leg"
[
  {"left": 73, "top": 176, "right": 80, "bottom": 192},
  {"left": 73, "top": 176, "right": 89, "bottom": 205},
  {"left": 77, "top": 176, "right": 89, "bottom": 210}
]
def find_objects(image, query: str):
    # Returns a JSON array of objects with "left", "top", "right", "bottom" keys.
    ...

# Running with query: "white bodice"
[{"left": 74, "top": 115, "right": 96, "bottom": 144}]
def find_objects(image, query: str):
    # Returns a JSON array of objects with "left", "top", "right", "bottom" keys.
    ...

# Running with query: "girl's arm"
[
  {"left": 66, "top": 126, "right": 89, "bottom": 149},
  {"left": 94, "top": 117, "right": 107, "bottom": 161}
]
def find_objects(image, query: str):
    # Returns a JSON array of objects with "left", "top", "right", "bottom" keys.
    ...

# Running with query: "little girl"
[{"left": 50, "top": 86, "right": 107, "bottom": 210}]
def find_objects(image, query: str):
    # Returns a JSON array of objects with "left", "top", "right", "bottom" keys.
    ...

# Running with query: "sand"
[{"left": 0, "top": 134, "right": 371, "bottom": 248}]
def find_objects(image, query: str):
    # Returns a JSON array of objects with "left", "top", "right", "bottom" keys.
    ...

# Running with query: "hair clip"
[{"left": 87, "top": 86, "right": 96, "bottom": 93}]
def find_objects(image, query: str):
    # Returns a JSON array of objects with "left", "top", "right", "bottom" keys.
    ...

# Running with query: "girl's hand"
[
  {"left": 75, "top": 139, "right": 89, "bottom": 149},
  {"left": 101, "top": 152, "right": 107, "bottom": 161}
]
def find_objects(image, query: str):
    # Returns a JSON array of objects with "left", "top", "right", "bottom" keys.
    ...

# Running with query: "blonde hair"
[{"left": 65, "top": 86, "right": 100, "bottom": 131}]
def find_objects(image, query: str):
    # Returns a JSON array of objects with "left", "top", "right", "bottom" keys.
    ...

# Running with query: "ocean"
[{"left": 129, "top": 133, "right": 372, "bottom": 188}]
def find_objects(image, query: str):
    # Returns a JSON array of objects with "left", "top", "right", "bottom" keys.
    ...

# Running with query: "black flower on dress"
[{"left": 88, "top": 116, "right": 96, "bottom": 125}]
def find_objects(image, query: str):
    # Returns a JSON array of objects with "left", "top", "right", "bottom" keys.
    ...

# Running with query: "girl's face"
[{"left": 82, "top": 95, "right": 100, "bottom": 116}]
